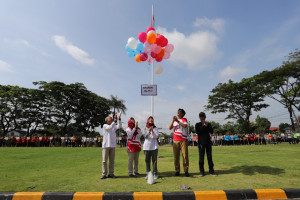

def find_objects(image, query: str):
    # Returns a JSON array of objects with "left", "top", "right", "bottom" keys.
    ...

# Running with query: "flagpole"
[{"left": 151, "top": 4, "right": 154, "bottom": 117}]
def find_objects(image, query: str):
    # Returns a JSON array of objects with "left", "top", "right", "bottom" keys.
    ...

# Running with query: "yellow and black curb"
[{"left": 0, "top": 189, "right": 300, "bottom": 200}]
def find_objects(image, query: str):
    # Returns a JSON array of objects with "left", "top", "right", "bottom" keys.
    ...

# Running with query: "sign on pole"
[{"left": 141, "top": 84, "right": 157, "bottom": 96}]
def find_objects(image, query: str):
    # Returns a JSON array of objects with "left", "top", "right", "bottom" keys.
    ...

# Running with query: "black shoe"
[
  {"left": 185, "top": 172, "right": 190, "bottom": 177},
  {"left": 199, "top": 172, "right": 205, "bottom": 177},
  {"left": 175, "top": 172, "right": 180, "bottom": 176},
  {"left": 108, "top": 174, "right": 117, "bottom": 178},
  {"left": 129, "top": 174, "right": 136, "bottom": 177},
  {"left": 135, "top": 173, "right": 140, "bottom": 176},
  {"left": 100, "top": 175, "right": 106, "bottom": 179},
  {"left": 210, "top": 172, "right": 217, "bottom": 176}
]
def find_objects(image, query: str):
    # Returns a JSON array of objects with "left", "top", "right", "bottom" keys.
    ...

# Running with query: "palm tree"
[{"left": 108, "top": 95, "right": 127, "bottom": 118}]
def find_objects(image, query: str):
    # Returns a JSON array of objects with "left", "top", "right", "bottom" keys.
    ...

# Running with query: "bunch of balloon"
[{"left": 125, "top": 27, "right": 174, "bottom": 66}]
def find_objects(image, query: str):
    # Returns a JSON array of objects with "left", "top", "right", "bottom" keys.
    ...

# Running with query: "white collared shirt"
[
  {"left": 143, "top": 127, "right": 159, "bottom": 150},
  {"left": 102, "top": 120, "right": 122, "bottom": 148}
]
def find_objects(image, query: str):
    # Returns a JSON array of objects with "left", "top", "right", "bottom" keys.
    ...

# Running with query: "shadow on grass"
[
  {"left": 157, "top": 165, "right": 285, "bottom": 178},
  {"left": 218, "top": 165, "right": 285, "bottom": 176}
]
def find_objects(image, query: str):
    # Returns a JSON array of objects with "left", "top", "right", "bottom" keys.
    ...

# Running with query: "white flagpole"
[{"left": 151, "top": 4, "right": 154, "bottom": 117}]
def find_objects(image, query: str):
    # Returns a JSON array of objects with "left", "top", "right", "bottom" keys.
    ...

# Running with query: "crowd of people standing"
[
  {"left": 100, "top": 109, "right": 217, "bottom": 180},
  {"left": 205, "top": 132, "right": 299, "bottom": 146}
]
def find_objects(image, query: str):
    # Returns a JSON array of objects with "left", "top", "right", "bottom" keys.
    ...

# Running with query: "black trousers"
[
  {"left": 144, "top": 149, "right": 158, "bottom": 175},
  {"left": 198, "top": 143, "right": 214, "bottom": 173}
]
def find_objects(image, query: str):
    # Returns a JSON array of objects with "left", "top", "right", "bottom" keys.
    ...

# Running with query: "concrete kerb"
[{"left": 0, "top": 189, "right": 300, "bottom": 200}]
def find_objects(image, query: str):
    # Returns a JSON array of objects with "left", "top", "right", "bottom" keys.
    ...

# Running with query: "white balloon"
[
  {"left": 147, "top": 30, "right": 156, "bottom": 35},
  {"left": 127, "top": 37, "right": 138, "bottom": 50},
  {"left": 155, "top": 65, "right": 163, "bottom": 74}
]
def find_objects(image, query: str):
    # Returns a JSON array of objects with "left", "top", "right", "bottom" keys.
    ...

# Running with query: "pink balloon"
[
  {"left": 144, "top": 42, "right": 151, "bottom": 52},
  {"left": 144, "top": 49, "right": 151, "bottom": 54},
  {"left": 147, "top": 56, "right": 154, "bottom": 64},
  {"left": 151, "top": 43, "right": 157, "bottom": 51},
  {"left": 138, "top": 32, "right": 147, "bottom": 43},
  {"left": 165, "top": 44, "right": 174, "bottom": 53},
  {"left": 153, "top": 45, "right": 162, "bottom": 54},
  {"left": 146, "top": 27, "right": 155, "bottom": 33},
  {"left": 163, "top": 52, "right": 171, "bottom": 59}
]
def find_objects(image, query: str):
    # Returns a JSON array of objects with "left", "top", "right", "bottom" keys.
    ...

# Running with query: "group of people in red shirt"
[{"left": 0, "top": 135, "right": 51, "bottom": 147}]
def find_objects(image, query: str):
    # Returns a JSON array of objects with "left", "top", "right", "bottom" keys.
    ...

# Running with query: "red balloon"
[
  {"left": 140, "top": 52, "right": 148, "bottom": 61},
  {"left": 146, "top": 27, "right": 155, "bottom": 33},
  {"left": 156, "top": 35, "right": 164, "bottom": 46},
  {"left": 161, "top": 37, "right": 168, "bottom": 47},
  {"left": 156, "top": 57, "right": 163, "bottom": 62},
  {"left": 151, "top": 52, "right": 157, "bottom": 58}
]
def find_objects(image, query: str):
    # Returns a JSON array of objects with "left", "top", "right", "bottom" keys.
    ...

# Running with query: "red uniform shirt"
[{"left": 172, "top": 118, "right": 188, "bottom": 141}]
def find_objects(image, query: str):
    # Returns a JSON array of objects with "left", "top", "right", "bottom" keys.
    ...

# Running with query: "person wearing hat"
[{"left": 195, "top": 112, "right": 217, "bottom": 177}]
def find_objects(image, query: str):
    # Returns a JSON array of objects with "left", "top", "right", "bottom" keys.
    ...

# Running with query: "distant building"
[
  {"left": 7, "top": 131, "right": 25, "bottom": 137},
  {"left": 269, "top": 127, "right": 279, "bottom": 132}
]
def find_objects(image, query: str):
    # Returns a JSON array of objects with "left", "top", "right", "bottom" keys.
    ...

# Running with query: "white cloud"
[
  {"left": 52, "top": 35, "right": 95, "bottom": 66},
  {"left": 219, "top": 66, "right": 247, "bottom": 81},
  {"left": 177, "top": 85, "right": 185, "bottom": 91},
  {"left": 229, "top": 17, "right": 300, "bottom": 71},
  {"left": 193, "top": 17, "right": 226, "bottom": 34},
  {"left": 157, "top": 26, "right": 222, "bottom": 70},
  {"left": 21, "top": 40, "right": 49, "bottom": 56},
  {"left": 0, "top": 60, "right": 13, "bottom": 72},
  {"left": 3, "top": 38, "right": 49, "bottom": 56}
]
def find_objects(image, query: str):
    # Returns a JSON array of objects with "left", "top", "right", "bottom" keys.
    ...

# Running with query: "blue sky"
[{"left": 1, "top": 0, "right": 300, "bottom": 133}]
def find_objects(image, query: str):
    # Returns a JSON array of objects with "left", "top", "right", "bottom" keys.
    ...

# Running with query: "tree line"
[
  {"left": 0, "top": 81, "right": 127, "bottom": 137},
  {"left": 205, "top": 49, "right": 300, "bottom": 132}
]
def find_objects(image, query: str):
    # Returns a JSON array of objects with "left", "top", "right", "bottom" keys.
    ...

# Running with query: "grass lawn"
[{"left": 0, "top": 143, "right": 299, "bottom": 192}]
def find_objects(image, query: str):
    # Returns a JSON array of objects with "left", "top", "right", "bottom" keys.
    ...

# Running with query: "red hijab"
[
  {"left": 146, "top": 116, "right": 156, "bottom": 128},
  {"left": 128, "top": 118, "right": 138, "bottom": 135}
]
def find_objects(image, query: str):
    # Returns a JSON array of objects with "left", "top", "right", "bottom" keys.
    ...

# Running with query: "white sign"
[{"left": 141, "top": 84, "right": 157, "bottom": 96}]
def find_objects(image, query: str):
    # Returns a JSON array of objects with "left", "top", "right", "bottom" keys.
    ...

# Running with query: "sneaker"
[
  {"left": 108, "top": 174, "right": 117, "bottom": 178},
  {"left": 135, "top": 173, "right": 140, "bottom": 176},
  {"left": 185, "top": 172, "right": 190, "bottom": 177},
  {"left": 210, "top": 172, "right": 217, "bottom": 176},
  {"left": 145, "top": 172, "right": 149, "bottom": 180},
  {"left": 100, "top": 175, "right": 106, "bottom": 179},
  {"left": 199, "top": 172, "right": 205, "bottom": 177},
  {"left": 129, "top": 174, "right": 136, "bottom": 177},
  {"left": 174, "top": 172, "right": 180, "bottom": 176},
  {"left": 154, "top": 174, "right": 158, "bottom": 179}
]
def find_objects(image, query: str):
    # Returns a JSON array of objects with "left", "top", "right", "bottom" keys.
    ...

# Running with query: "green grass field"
[{"left": 0, "top": 143, "right": 299, "bottom": 192}]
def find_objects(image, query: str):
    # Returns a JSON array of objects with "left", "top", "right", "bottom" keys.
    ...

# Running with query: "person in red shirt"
[
  {"left": 72, "top": 136, "right": 76, "bottom": 147},
  {"left": 41, "top": 135, "right": 47, "bottom": 147},
  {"left": 169, "top": 108, "right": 189, "bottom": 177},
  {"left": 46, "top": 136, "right": 51, "bottom": 147},
  {"left": 11, "top": 136, "right": 16, "bottom": 147},
  {"left": 35, "top": 136, "right": 40, "bottom": 147},
  {"left": 22, "top": 136, "right": 27, "bottom": 147},
  {"left": 17, "top": 137, "right": 22, "bottom": 147}
]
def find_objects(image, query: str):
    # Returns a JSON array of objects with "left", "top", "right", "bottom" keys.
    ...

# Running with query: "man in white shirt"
[{"left": 101, "top": 112, "right": 122, "bottom": 179}]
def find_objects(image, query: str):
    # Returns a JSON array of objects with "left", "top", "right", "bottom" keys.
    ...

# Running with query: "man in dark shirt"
[{"left": 195, "top": 112, "right": 217, "bottom": 177}]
